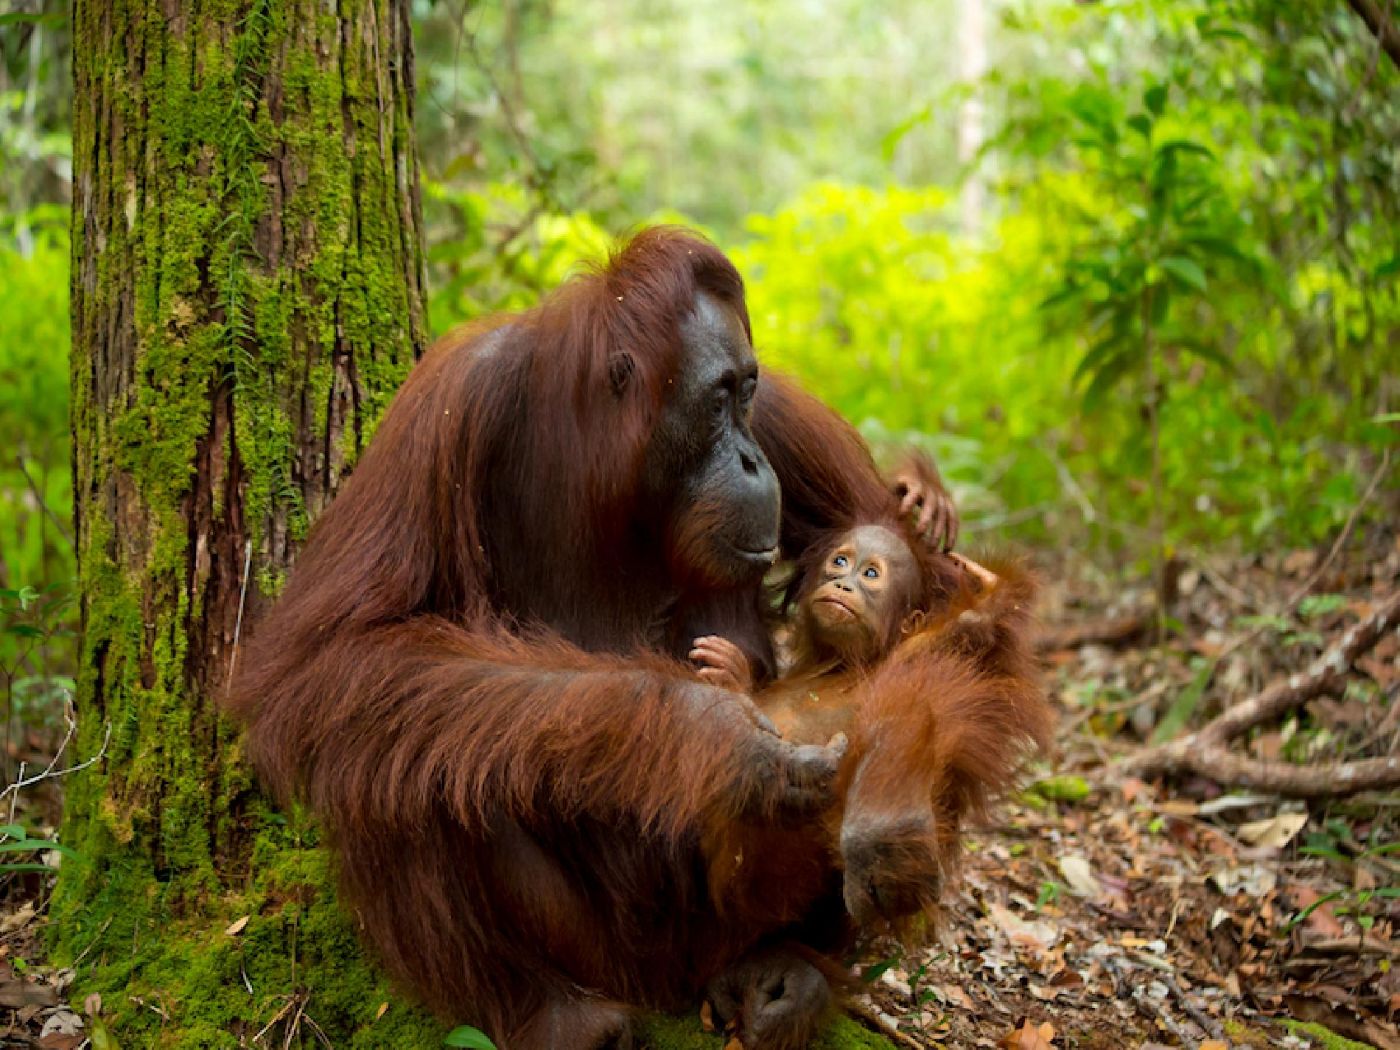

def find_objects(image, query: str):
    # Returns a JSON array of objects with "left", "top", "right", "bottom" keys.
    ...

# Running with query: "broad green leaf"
[
  {"left": 1081, "top": 350, "right": 1137, "bottom": 412},
  {"left": 1160, "top": 256, "right": 1207, "bottom": 293},
  {"left": 444, "top": 1027, "right": 497, "bottom": 1049},
  {"left": 1155, "top": 138, "right": 1215, "bottom": 161},
  {"left": 1028, "top": 775, "right": 1092, "bottom": 803},
  {"left": 1073, "top": 332, "right": 1130, "bottom": 386},
  {"left": 1144, "top": 83, "right": 1168, "bottom": 117}
]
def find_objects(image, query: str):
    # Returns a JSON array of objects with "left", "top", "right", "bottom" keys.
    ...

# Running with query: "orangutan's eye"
[
  {"left": 863, "top": 566, "right": 880, "bottom": 579},
  {"left": 833, "top": 554, "right": 849, "bottom": 569}
]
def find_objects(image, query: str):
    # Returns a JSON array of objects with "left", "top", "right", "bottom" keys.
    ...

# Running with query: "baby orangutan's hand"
[{"left": 690, "top": 635, "right": 755, "bottom": 694}]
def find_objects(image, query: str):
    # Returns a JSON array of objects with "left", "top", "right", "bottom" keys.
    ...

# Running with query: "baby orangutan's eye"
[
  {"left": 833, "top": 555, "right": 849, "bottom": 569},
  {"left": 863, "top": 566, "right": 880, "bottom": 579}
]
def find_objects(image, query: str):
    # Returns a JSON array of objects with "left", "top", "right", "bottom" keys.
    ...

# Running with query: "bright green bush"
[
  {"left": 0, "top": 209, "right": 71, "bottom": 593},
  {"left": 425, "top": 164, "right": 1394, "bottom": 559}
]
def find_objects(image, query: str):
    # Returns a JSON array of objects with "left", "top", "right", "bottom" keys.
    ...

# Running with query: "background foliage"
[{"left": 1, "top": 0, "right": 1397, "bottom": 718}]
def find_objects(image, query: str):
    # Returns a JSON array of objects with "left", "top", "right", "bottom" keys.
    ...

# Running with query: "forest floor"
[
  {"left": 852, "top": 528, "right": 1400, "bottom": 1050},
  {"left": 0, "top": 530, "right": 1397, "bottom": 1049}
]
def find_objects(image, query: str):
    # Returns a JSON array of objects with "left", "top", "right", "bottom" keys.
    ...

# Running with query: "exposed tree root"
[{"left": 1119, "top": 591, "right": 1400, "bottom": 798}]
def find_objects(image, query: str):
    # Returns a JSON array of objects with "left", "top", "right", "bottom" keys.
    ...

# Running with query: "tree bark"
[
  {"left": 58, "top": 0, "right": 433, "bottom": 1042},
  {"left": 1344, "top": 0, "right": 1400, "bottom": 71},
  {"left": 956, "top": 0, "right": 988, "bottom": 232}
]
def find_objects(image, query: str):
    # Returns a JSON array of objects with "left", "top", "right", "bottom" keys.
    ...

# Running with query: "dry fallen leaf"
[
  {"left": 1199, "top": 1043, "right": 1229, "bottom": 1050},
  {"left": 224, "top": 915, "right": 250, "bottom": 936},
  {"left": 0, "top": 980, "right": 58, "bottom": 1009},
  {"left": 989, "top": 902, "right": 1059, "bottom": 952},
  {"left": 375, "top": 1001, "right": 389, "bottom": 1021},
  {"left": 0, "top": 903, "right": 36, "bottom": 935},
  {"left": 999, "top": 1018, "right": 1056, "bottom": 1049},
  {"left": 1238, "top": 810, "right": 1308, "bottom": 849},
  {"left": 1059, "top": 855, "right": 1100, "bottom": 899}
]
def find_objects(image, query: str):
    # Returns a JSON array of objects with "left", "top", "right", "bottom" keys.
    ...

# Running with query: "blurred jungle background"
[{"left": 2, "top": 0, "right": 1399, "bottom": 1047}]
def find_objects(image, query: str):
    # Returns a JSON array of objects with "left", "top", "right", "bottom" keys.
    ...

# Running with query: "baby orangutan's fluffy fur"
[{"left": 703, "top": 552, "right": 1049, "bottom": 947}]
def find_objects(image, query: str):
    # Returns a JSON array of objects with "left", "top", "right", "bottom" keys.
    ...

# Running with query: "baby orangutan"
[
  {"left": 691, "top": 524, "right": 917, "bottom": 694},
  {"left": 691, "top": 522, "right": 987, "bottom": 695},
  {"left": 693, "top": 525, "right": 1039, "bottom": 936}
]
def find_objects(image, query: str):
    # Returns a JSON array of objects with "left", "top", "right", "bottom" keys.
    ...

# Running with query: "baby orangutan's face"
[{"left": 803, "top": 525, "right": 918, "bottom": 664}]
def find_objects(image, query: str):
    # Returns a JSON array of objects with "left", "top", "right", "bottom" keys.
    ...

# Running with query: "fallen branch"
[
  {"left": 1119, "top": 590, "right": 1400, "bottom": 797},
  {"left": 1036, "top": 613, "right": 1147, "bottom": 653}
]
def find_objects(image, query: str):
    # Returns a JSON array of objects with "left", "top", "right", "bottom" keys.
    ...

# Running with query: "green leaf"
[
  {"left": 1073, "top": 332, "right": 1130, "bottom": 386},
  {"left": 4, "top": 625, "right": 44, "bottom": 639},
  {"left": 1028, "top": 775, "right": 1092, "bottom": 804},
  {"left": 881, "top": 105, "right": 932, "bottom": 164},
  {"left": 444, "top": 1027, "right": 497, "bottom": 1049},
  {"left": 1144, "top": 83, "right": 1168, "bottom": 117},
  {"left": 0, "top": 825, "right": 27, "bottom": 839},
  {"left": 0, "top": 12, "right": 67, "bottom": 26},
  {"left": 0, "top": 839, "right": 77, "bottom": 857},
  {"left": 1160, "top": 256, "right": 1207, "bottom": 293},
  {"left": 1081, "top": 350, "right": 1137, "bottom": 412},
  {"left": 89, "top": 1015, "right": 119, "bottom": 1050},
  {"left": 1126, "top": 114, "right": 1153, "bottom": 138},
  {"left": 1298, "top": 594, "right": 1346, "bottom": 619},
  {"left": 1285, "top": 890, "right": 1342, "bottom": 932},
  {"left": 1150, "top": 659, "right": 1216, "bottom": 745},
  {"left": 1039, "top": 284, "right": 1085, "bottom": 311},
  {"left": 861, "top": 956, "right": 898, "bottom": 983},
  {"left": 1154, "top": 138, "right": 1215, "bottom": 161}
]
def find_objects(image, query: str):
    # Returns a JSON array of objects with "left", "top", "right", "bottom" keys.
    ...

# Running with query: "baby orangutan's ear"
[{"left": 901, "top": 609, "right": 926, "bottom": 637}]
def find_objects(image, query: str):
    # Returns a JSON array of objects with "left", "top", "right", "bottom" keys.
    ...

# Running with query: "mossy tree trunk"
[{"left": 58, "top": 0, "right": 438, "bottom": 1044}]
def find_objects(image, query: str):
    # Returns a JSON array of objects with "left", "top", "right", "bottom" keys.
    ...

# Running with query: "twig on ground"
[
  {"left": 0, "top": 699, "right": 110, "bottom": 806},
  {"left": 1117, "top": 591, "right": 1400, "bottom": 796},
  {"left": 846, "top": 998, "right": 925, "bottom": 1050},
  {"left": 1164, "top": 973, "right": 1225, "bottom": 1042},
  {"left": 1036, "top": 613, "right": 1148, "bottom": 653}
]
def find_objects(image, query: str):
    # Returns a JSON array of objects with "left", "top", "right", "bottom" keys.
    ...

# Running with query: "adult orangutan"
[{"left": 229, "top": 227, "right": 1047, "bottom": 1050}]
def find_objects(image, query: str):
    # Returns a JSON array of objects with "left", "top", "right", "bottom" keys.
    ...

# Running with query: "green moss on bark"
[{"left": 59, "top": 0, "right": 425, "bottom": 1043}]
